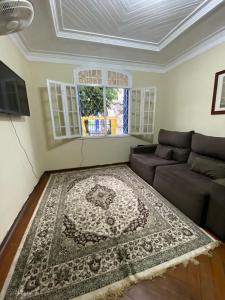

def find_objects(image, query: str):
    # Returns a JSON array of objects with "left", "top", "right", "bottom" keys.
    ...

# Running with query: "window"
[
  {"left": 47, "top": 81, "right": 81, "bottom": 139},
  {"left": 129, "top": 88, "right": 156, "bottom": 135},
  {"left": 47, "top": 69, "right": 156, "bottom": 139},
  {"left": 79, "top": 86, "right": 129, "bottom": 136}
]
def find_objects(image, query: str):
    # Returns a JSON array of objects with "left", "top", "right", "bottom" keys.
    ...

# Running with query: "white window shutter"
[
  {"left": 129, "top": 89, "right": 142, "bottom": 134},
  {"left": 64, "top": 84, "right": 82, "bottom": 137},
  {"left": 142, "top": 87, "right": 156, "bottom": 134},
  {"left": 47, "top": 80, "right": 81, "bottom": 140},
  {"left": 129, "top": 87, "right": 156, "bottom": 135}
]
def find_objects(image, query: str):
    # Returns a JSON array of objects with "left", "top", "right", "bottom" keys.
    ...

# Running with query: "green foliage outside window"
[{"left": 79, "top": 86, "right": 118, "bottom": 116}]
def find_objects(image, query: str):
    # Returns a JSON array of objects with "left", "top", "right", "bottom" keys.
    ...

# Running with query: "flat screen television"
[{"left": 0, "top": 61, "right": 30, "bottom": 116}]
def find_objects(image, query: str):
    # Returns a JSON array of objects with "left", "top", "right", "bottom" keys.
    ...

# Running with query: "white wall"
[
  {"left": 157, "top": 42, "right": 225, "bottom": 138},
  {"left": 0, "top": 36, "right": 44, "bottom": 243}
]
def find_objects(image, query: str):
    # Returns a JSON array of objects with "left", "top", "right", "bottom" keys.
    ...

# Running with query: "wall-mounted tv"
[{"left": 0, "top": 61, "right": 30, "bottom": 116}]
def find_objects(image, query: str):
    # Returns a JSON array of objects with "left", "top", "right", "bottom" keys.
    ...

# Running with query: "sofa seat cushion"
[
  {"left": 130, "top": 153, "right": 178, "bottom": 185},
  {"left": 153, "top": 164, "right": 211, "bottom": 225}
]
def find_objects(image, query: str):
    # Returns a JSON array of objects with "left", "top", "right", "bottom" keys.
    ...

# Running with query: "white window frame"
[
  {"left": 47, "top": 71, "right": 156, "bottom": 140},
  {"left": 74, "top": 68, "right": 132, "bottom": 138},
  {"left": 129, "top": 87, "right": 157, "bottom": 135},
  {"left": 47, "top": 80, "right": 82, "bottom": 140}
]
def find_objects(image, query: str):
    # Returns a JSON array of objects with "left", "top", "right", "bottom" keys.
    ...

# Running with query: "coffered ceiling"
[
  {"left": 10, "top": 0, "right": 225, "bottom": 72},
  {"left": 52, "top": 0, "right": 208, "bottom": 50}
]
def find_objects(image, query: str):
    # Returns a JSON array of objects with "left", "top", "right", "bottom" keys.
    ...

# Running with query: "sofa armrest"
[
  {"left": 205, "top": 178, "right": 225, "bottom": 240},
  {"left": 130, "top": 144, "right": 157, "bottom": 154}
]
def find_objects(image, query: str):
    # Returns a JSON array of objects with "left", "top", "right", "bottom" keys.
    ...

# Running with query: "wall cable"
[{"left": 9, "top": 115, "right": 39, "bottom": 180}]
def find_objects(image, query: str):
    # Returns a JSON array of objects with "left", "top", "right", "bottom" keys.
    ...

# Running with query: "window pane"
[
  {"left": 54, "top": 112, "right": 60, "bottom": 128},
  {"left": 71, "top": 97, "right": 77, "bottom": 111},
  {"left": 56, "top": 84, "right": 61, "bottom": 95},
  {"left": 61, "top": 127, "right": 66, "bottom": 136},
  {"left": 79, "top": 86, "right": 104, "bottom": 136},
  {"left": 66, "top": 86, "right": 71, "bottom": 97},
  {"left": 105, "top": 88, "right": 128, "bottom": 135},
  {"left": 57, "top": 95, "right": 63, "bottom": 111},
  {"left": 69, "top": 112, "right": 74, "bottom": 126},
  {"left": 78, "top": 70, "right": 102, "bottom": 85},
  {"left": 107, "top": 71, "right": 129, "bottom": 87},
  {"left": 59, "top": 112, "right": 65, "bottom": 126}
]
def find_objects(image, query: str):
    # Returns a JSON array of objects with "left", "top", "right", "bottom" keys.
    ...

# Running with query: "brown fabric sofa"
[
  {"left": 130, "top": 131, "right": 225, "bottom": 240},
  {"left": 153, "top": 133, "right": 225, "bottom": 227},
  {"left": 130, "top": 129, "right": 193, "bottom": 185}
]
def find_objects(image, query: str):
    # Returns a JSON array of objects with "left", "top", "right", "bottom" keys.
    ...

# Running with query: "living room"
[{"left": 0, "top": 1, "right": 225, "bottom": 299}]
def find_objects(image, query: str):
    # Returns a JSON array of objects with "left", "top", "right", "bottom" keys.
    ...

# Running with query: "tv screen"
[{"left": 0, "top": 61, "right": 30, "bottom": 116}]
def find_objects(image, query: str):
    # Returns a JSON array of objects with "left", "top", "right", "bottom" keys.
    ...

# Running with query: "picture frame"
[{"left": 211, "top": 69, "right": 225, "bottom": 115}]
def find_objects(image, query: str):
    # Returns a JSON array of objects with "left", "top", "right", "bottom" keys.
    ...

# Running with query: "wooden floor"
[
  {"left": 119, "top": 243, "right": 225, "bottom": 300},
  {"left": 0, "top": 170, "right": 225, "bottom": 299}
]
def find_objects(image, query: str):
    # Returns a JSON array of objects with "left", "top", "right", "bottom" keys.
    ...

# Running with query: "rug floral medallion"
[{"left": 1, "top": 165, "right": 216, "bottom": 300}]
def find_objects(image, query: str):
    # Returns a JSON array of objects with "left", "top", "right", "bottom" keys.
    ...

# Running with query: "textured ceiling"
[{"left": 60, "top": 0, "right": 204, "bottom": 43}]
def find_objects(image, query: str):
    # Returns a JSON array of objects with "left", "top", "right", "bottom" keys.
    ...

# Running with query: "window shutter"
[
  {"left": 129, "top": 89, "right": 142, "bottom": 134},
  {"left": 129, "top": 87, "right": 156, "bottom": 135},
  {"left": 47, "top": 80, "right": 81, "bottom": 139}
]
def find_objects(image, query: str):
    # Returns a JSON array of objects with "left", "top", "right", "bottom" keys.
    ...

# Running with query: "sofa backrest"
[
  {"left": 158, "top": 129, "right": 193, "bottom": 162},
  {"left": 188, "top": 133, "right": 225, "bottom": 164}
]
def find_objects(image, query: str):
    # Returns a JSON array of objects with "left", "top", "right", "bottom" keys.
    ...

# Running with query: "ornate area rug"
[{"left": 1, "top": 165, "right": 219, "bottom": 300}]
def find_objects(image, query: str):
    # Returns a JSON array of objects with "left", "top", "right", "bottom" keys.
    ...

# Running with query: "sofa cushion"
[
  {"left": 191, "top": 133, "right": 225, "bottom": 162},
  {"left": 158, "top": 129, "right": 193, "bottom": 148},
  {"left": 153, "top": 164, "right": 211, "bottom": 225},
  {"left": 155, "top": 144, "right": 172, "bottom": 160},
  {"left": 130, "top": 153, "right": 178, "bottom": 185},
  {"left": 191, "top": 157, "right": 225, "bottom": 179},
  {"left": 188, "top": 151, "right": 225, "bottom": 166},
  {"left": 172, "top": 147, "right": 190, "bottom": 162}
]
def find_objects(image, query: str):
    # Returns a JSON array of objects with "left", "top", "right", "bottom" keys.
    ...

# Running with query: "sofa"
[
  {"left": 130, "top": 129, "right": 193, "bottom": 185},
  {"left": 130, "top": 130, "right": 225, "bottom": 240}
]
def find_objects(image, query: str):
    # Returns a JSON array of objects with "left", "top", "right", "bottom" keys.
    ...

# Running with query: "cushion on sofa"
[
  {"left": 155, "top": 144, "right": 172, "bottom": 160},
  {"left": 171, "top": 147, "right": 190, "bottom": 162},
  {"left": 191, "top": 157, "right": 225, "bottom": 179},
  {"left": 191, "top": 133, "right": 225, "bottom": 162},
  {"left": 158, "top": 129, "right": 193, "bottom": 148},
  {"left": 130, "top": 153, "right": 178, "bottom": 185},
  {"left": 153, "top": 163, "right": 211, "bottom": 225}
]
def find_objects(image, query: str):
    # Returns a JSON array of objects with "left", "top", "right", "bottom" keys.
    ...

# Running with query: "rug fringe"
[{"left": 76, "top": 240, "right": 221, "bottom": 300}]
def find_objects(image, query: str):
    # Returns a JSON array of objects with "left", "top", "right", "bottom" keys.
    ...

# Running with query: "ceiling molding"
[
  {"left": 165, "top": 26, "right": 225, "bottom": 71},
  {"left": 27, "top": 52, "right": 165, "bottom": 73},
  {"left": 49, "top": 0, "right": 223, "bottom": 51},
  {"left": 9, "top": 27, "right": 225, "bottom": 74},
  {"left": 9, "top": 34, "right": 164, "bottom": 73}
]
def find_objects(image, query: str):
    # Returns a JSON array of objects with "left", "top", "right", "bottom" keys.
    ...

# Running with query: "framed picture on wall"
[{"left": 211, "top": 69, "right": 225, "bottom": 115}]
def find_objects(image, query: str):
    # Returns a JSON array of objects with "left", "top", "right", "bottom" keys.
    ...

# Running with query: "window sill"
[{"left": 78, "top": 134, "right": 131, "bottom": 140}]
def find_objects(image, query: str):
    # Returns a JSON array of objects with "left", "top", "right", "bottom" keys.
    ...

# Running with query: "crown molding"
[
  {"left": 165, "top": 27, "right": 225, "bottom": 72},
  {"left": 8, "top": 34, "right": 164, "bottom": 73},
  {"left": 9, "top": 27, "right": 225, "bottom": 74},
  {"left": 50, "top": 0, "right": 223, "bottom": 51},
  {"left": 27, "top": 52, "right": 165, "bottom": 73},
  {"left": 158, "top": 0, "right": 224, "bottom": 50}
]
